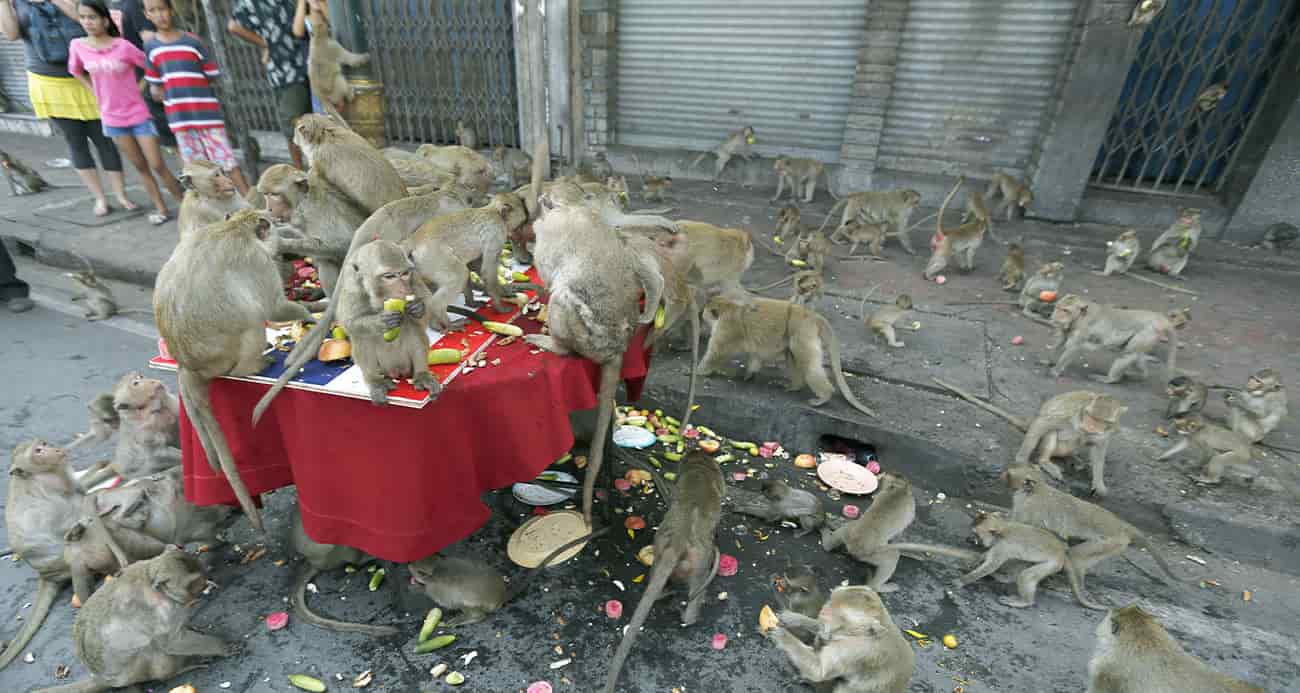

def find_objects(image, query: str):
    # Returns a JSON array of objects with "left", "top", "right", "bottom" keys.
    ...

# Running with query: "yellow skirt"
[{"left": 27, "top": 72, "right": 101, "bottom": 121}]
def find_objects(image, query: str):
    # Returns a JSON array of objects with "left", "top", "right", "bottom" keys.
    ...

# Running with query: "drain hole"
[{"left": 818, "top": 434, "right": 877, "bottom": 467}]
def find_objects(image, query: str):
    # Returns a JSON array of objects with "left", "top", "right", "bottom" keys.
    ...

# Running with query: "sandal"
[
  {"left": 148, "top": 212, "right": 171, "bottom": 226},
  {"left": 118, "top": 199, "right": 141, "bottom": 212},
  {"left": 93, "top": 200, "right": 111, "bottom": 217}
]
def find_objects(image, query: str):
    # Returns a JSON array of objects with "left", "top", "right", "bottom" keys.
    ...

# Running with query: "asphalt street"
[{"left": 2, "top": 254, "right": 1298, "bottom": 692}]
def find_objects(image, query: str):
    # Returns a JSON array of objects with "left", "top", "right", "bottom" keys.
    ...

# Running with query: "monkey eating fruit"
[
  {"left": 769, "top": 563, "right": 826, "bottom": 621},
  {"left": 821, "top": 474, "right": 914, "bottom": 591},
  {"left": 1159, "top": 414, "right": 1255, "bottom": 485},
  {"left": 689, "top": 125, "right": 756, "bottom": 182},
  {"left": 730, "top": 479, "right": 824, "bottom": 537},
  {"left": 1165, "top": 375, "right": 1207, "bottom": 419},
  {"left": 867, "top": 294, "right": 913, "bottom": 348},
  {"left": 1225, "top": 368, "right": 1288, "bottom": 443}
]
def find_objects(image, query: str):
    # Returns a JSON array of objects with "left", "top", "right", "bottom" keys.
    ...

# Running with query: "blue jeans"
[{"left": 102, "top": 120, "right": 159, "bottom": 138}]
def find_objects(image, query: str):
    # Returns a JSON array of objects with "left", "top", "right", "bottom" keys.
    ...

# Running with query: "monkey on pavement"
[
  {"left": 525, "top": 146, "right": 666, "bottom": 526},
  {"left": 1019, "top": 261, "right": 1064, "bottom": 320},
  {"left": 730, "top": 479, "right": 825, "bottom": 537},
  {"left": 89, "top": 467, "right": 233, "bottom": 548},
  {"left": 177, "top": 159, "right": 248, "bottom": 239},
  {"left": 294, "top": 114, "right": 407, "bottom": 213},
  {"left": 1098, "top": 229, "right": 1140, "bottom": 276},
  {"left": 1004, "top": 465, "right": 1191, "bottom": 589},
  {"left": 64, "top": 255, "right": 154, "bottom": 322},
  {"left": 785, "top": 225, "right": 832, "bottom": 273},
  {"left": 679, "top": 220, "right": 756, "bottom": 300},
  {"left": 492, "top": 145, "right": 533, "bottom": 188},
  {"left": 32, "top": 547, "right": 234, "bottom": 693},
  {"left": 604, "top": 450, "right": 724, "bottom": 693},
  {"left": 770, "top": 563, "right": 826, "bottom": 621},
  {"left": 290, "top": 506, "right": 399, "bottom": 635},
  {"left": 689, "top": 125, "right": 756, "bottom": 181},
  {"left": 1087, "top": 604, "right": 1265, "bottom": 693},
  {"left": 775, "top": 204, "right": 801, "bottom": 240},
  {"left": 772, "top": 156, "right": 832, "bottom": 203},
  {"left": 75, "top": 371, "right": 182, "bottom": 491},
  {"left": 1158, "top": 414, "right": 1255, "bottom": 485},
  {"left": 1146, "top": 208, "right": 1203, "bottom": 277},
  {"left": 1165, "top": 375, "right": 1207, "bottom": 418},
  {"left": 819, "top": 189, "right": 922, "bottom": 255},
  {"left": 866, "top": 294, "right": 913, "bottom": 348},
  {"left": 63, "top": 513, "right": 166, "bottom": 607},
  {"left": 766, "top": 584, "right": 914, "bottom": 693},
  {"left": 985, "top": 172, "right": 1033, "bottom": 221},
  {"left": 821, "top": 474, "right": 914, "bottom": 592},
  {"left": 831, "top": 219, "right": 891, "bottom": 258},
  {"left": 342, "top": 241, "right": 442, "bottom": 405},
  {"left": 1048, "top": 294, "right": 1186, "bottom": 383},
  {"left": 0, "top": 439, "right": 80, "bottom": 670},
  {"left": 1000, "top": 238, "right": 1026, "bottom": 291},
  {"left": 154, "top": 208, "right": 314, "bottom": 533},
  {"left": 924, "top": 176, "right": 989, "bottom": 279},
  {"left": 1225, "top": 368, "right": 1288, "bottom": 443},
  {"left": 698, "top": 295, "right": 878, "bottom": 418}
]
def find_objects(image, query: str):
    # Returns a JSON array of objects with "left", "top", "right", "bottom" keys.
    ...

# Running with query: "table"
[{"left": 178, "top": 313, "right": 652, "bottom": 562}]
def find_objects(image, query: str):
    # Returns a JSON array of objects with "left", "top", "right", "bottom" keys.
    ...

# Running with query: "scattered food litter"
[
  {"left": 605, "top": 600, "right": 624, "bottom": 619},
  {"left": 943, "top": 634, "right": 958, "bottom": 649},
  {"left": 718, "top": 554, "right": 739, "bottom": 577},
  {"left": 265, "top": 611, "right": 289, "bottom": 631},
  {"left": 711, "top": 633, "right": 728, "bottom": 650}
]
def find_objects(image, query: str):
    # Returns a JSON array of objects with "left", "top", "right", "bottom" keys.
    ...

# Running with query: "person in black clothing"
[
  {"left": 114, "top": 0, "right": 175, "bottom": 148},
  {"left": 0, "top": 241, "right": 34, "bottom": 313}
]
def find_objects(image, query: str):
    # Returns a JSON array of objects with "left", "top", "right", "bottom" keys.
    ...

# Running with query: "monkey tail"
[
  {"left": 27, "top": 678, "right": 104, "bottom": 693},
  {"left": 1064, "top": 559, "right": 1108, "bottom": 611},
  {"left": 293, "top": 565, "right": 398, "bottom": 636},
  {"left": 679, "top": 295, "right": 701, "bottom": 431},
  {"left": 252, "top": 304, "right": 336, "bottom": 426},
  {"left": 814, "top": 315, "right": 876, "bottom": 417},
  {"left": 688, "top": 151, "right": 710, "bottom": 170},
  {"left": 527, "top": 138, "right": 547, "bottom": 216},
  {"left": 179, "top": 369, "right": 264, "bottom": 533},
  {"left": 824, "top": 166, "right": 840, "bottom": 200},
  {"left": 603, "top": 548, "right": 678, "bottom": 693},
  {"left": 931, "top": 377, "right": 1029, "bottom": 431},
  {"left": 686, "top": 546, "right": 721, "bottom": 602},
  {"left": 583, "top": 359, "right": 623, "bottom": 527},
  {"left": 1165, "top": 324, "right": 1178, "bottom": 380},
  {"left": 936, "top": 176, "right": 964, "bottom": 241},
  {"left": 503, "top": 526, "right": 612, "bottom": 605},
  {"left": 0, "top": 577, "right": 64, "bottom": 670},
  {"left": 1127, "top": 537, "right": 1197, "bottom": 584},
  {"left": 817, "top": 199, "right": 847, "bottom": 232},
  {"left": 888, "top": 542, "right": 983, "bottom": 565}
]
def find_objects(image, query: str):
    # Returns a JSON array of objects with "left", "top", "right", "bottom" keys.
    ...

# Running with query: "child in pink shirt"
[{"left": 67, "top": 0, "right": 182, "bottom": 224}]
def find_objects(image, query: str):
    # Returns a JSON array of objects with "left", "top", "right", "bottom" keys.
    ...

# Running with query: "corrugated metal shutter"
[
  {"left": 615, "top": 0, "right": 867, "bottom": 163},
  {"left": 877, "top": 0, "right": 1080, "bottom": 179},
  {"left": 1, "top": 41, "right": 31, "bottom": 112}
]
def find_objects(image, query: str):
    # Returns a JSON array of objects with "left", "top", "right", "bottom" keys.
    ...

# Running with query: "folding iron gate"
[
  {"left": 1090, "top": 0, "right": 1300, "bottom": 196},
  {"left": 358, "top": 0, "right": 518, "bottom": 147}
]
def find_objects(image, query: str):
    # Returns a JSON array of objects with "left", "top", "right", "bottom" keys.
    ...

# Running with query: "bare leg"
[
  {"left": 114, "top": 135, "right": 169, "bottom": 216},
  {"left": 864, "top": 548, "right": 901, "bottom": 592},
  {"left": 137, "top": 134, "right": 184, "bottom": 200},
  {"left": 105, "top": 170, "right": 133, "bottom": 208},
  {"left": 73, "top": 168, "right": 109, "bottom": 214}
]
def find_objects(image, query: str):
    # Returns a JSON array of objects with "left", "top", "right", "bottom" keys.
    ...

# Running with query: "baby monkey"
[
  {"left": 1158, "top": 414, "right": 1254, "bottom": 485},
  {"left": 1098, "top": 229, "right": 1140, "bottom": 276},
  {"left": 999, "top": 238, "right": 1026, "bottom": 291},
  {"left": 985, "top": 172, "right": 1033, "bottom": 221},
  {"left": 771, "top": 156, "right": 828, "bottom": 203},
  {"left": 769, "top": 563, "right": 826, "bottom": 620},
  {"left": 948, "top": 512, "right": 1106, "bottom": 610},
  {"left": 1165, "top": 375, "right": 1207, "bottom": 418},
  {"left": 730, "top": 479, "right": 825, "bottom": 537},
  {"left": 1225, "top": 368, "right": 1288, "bottom": 443},
  {"left": 866, "top": 293, "right": 913, "bottom": 348},
  {"left": 66, "top": 263, "right": 152, "bottom": 321}
]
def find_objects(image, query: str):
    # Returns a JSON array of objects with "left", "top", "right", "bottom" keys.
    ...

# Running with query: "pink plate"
[{"left": 817, "top": 457, "right": 879, "bottom": 495}]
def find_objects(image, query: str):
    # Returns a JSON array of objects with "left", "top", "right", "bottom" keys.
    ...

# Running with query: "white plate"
[
  {"left": 817, "top": 456, "right": 879, "bottom": 495},
  {"left": 512, "top": 471, "right": 579, "bottom": 506},
  {"left": 612, "top": 425, "right": 657, "bottom": 449}
]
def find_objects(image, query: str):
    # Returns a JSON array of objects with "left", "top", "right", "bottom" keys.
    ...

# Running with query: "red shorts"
[{"left": 174, "top": 126, "right": 237, "bottom": 170}]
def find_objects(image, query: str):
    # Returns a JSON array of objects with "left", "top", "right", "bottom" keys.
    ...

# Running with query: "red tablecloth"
[{"left": 180, "top": 322, "right": 651, "bottom": 562}]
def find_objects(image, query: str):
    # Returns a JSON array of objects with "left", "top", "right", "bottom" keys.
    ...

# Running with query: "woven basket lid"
[{"left": 507, "top": 509, "right": 590, "bottom": 568}]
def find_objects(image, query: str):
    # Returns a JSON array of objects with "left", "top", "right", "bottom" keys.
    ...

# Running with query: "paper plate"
[
  {"left": 507, "top": 509, "right": 590, "bottom": 568},
  {"left": 512, "top": 471, "right": 578, "bottom": 506},
  {"left": 612, "top": 425, "right": 657, "bottom": 449},
  {"left": 817, "top": 456, "right": 879, "bottom": 495}
]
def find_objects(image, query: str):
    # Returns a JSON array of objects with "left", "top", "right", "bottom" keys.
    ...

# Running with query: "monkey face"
[
  {"left": 1081, "top": 396, "right": 1124, "bottom": 435},
  {"left": 901, "top": 190, "right": 922, "bottom": 208},
  {"left": 1002, "top": 465, "right": 1042, "bottom": 491},
  {"left": 895, "top": 294, "right": 913, "bottom": 310},
  {"left": 16, "top": 438, "right": 67, "bottom": 472},
  {"left": 114, "top": 372, "right": 166, "bottom": 420},
  {"left": 150, "top": 547, "right": 209, "bottom": 606},
  {"left": 1247, "top": 370, "right": 1278, "bottom": 394}
]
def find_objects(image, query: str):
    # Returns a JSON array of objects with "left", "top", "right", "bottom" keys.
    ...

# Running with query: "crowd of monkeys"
[{"left": 2, "top": 116, "right": 1289, "bottom": 692}]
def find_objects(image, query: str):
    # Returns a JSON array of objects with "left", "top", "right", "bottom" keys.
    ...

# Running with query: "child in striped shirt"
[{"left": 142, "top": 0, "right": 249, "bottom": 194}]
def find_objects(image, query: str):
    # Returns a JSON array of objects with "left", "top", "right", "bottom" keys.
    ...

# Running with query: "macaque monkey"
[
  {"left": 1158, "top": 414, "right": 1254, "bottom": 484},
  {"left": 1259, "top": 222, "right": 1297, "bottom": 250},
  {"left": 403, "top": 193, "right": 528, "bottom": 329},
  {"left": 177, "top": 159, "right": 247, "bottom": 239},
  {"left": 689, "top": 125, "right": 756, "bottom": 181},
  {"left": 924, "top": 177, "right": 988, "bottom": 279},
  {"left": 347, "top": 183, "right": 475, "bottom": 258},
  {"left": 1166, "top": 375, "right": 1207, "bottom": 418},
  {"left": 65, "top": 392, "right": 119, "bottom": 451},
  {"left": 962, "top": 190, "right": 996, "bottom": 238},
  {"left": 791, "top": 269, "right": 824, "bottom": 306},
  {"left": 1005, "top": 465, "right": 1190, "bottom": 588},
  {"left": 985, "top": 172, "right": 1033, "bottom": 221},
  {"left": 1000, "top": 238, "right": 1026, "bottom": 290},
  {"left": 775, "top": 204, "right": 801, "bottom": 240},
  {"left": 0, "top": 439, "right": 79, "bottom": 670},
  {"left": 383, "top": 151, "right": 458, "bottom": 192},
  {"left": 1225, "top": 368, "right": 1288, "bottom": 443},
  {"left": 417, "top": 143, "right": 495, "bottom": 194},
  {"left": 64, "top": 258, "right": 152, "bottom": 322},
  {"left": 819, "top": 188, "right": 922, "bottom": 255},
  {"left": 290, "top": 507, "right": 398, "bottom": 635},
  {"left": 455, "top": 120, "right": 478, "bottom": 150},
  {"left": 766, "top": 585, "right": 914, "bottom": 692},
  {"left": 1146, "top": 208, "right": 1203, "bottom": 277},
  {"left": 730, "top": 479, "right": 825, "bottom": 537},
  {"left": 256, "top": 163, "right": 368, "bottom": 293},
  {"left": 679, "top": 220, "right": 756, "bottom": 300},
  {"left": 772, "top": 156, "right": 829, "bottom": 203},
  {"left": 867, "top": 294, "right": 913, "bottom": 348},
  {"left": 1088, "top": 604, "right": 1265, "bottom": 693},
  {"left": 342, "top": 241, "right": 440, "bottom": 404},
  {"left": 1048, "top": 294, "right": 1185, "bottom": 383},
  {"left": 630, "top": 153, "right": 673, "bottom": 203},
  {"left": 832, "top": 219, "right": 890, "bottom": 258},
  {"left": 1019, "top": 261, "right": 1064, "bottom": 319},
  {"left": 306, "top": 6, "right": 370, "bottom": 118},
  {"left": 0, "top": 149, "right": 48, "bottom": 194},
  {"left": 294, "top": 114, "right": 407, "bottom": 213},
  {"left": 588, "top": 151, "right": 614, "bottom": 181},
  {"left": 785, "top": 226, "right": 831, "bottom": 272},
  {"left": 945, "top": 512, "right": 1105, "bottom": 610},
  {"left": 821, "top": 474, "right": 914, "bottom": 591},
  {"left": 63, "top": 514, "right": 166, "bottom": 606},
  {"left": 770, "top": 563, "right": 826, "bottom": 620},
  {"left": 1015, "top": 390, "right": 1125, "bottom": 495},
  {"left": 1099, "top": 229, "right": 1140, "bottom": 276},
  {"left": 90, "top": 467, "right": 233, "bottom": 548},
  {"left": 76, "top": 371, "right": 182, "bottom": 491},
  {"left": 32, "top": 547, "right": 233, "bottom": 693},
  {"left": 154, "top": 208, "right": 314, "bottom": 532},
  {"left": 491, "top": 145, "right": 533, "bottom": 188},
  {"left": 580, "top": 175, "right": 631, "bottom": 212},
  {"left": 1195, "top": 83, "right": 1228, "bottom": 112},
  {"left": 1127, "top": 0, "right": 1167, "bottom": 26},
  {"left": 407, "top": 554, "right": 509, "bottom": 627},
  {"left": 526, "top": 152, "right": 667, "bottom": 525},
  {"left": 699, "top": 295, "right": 878, "bottom": 417},
  {"left": 604, "top": 450, "right": 724, "bottom": 693}
]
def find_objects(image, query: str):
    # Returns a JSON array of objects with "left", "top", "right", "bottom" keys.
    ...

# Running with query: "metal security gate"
[
  {"left": 615, "top": 0, "right": 868, "bottom": 162},
  {"left": 877, "top": 0, "right": 1080, "bottom": 179},
  {"left": 359, "top": 0, "right": 518, "bottom": 146},
  {"left": 1090, "top": 0, "right": 1300, "bottom": 195}
]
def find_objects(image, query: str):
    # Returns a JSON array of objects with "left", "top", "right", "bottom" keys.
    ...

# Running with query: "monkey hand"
[
  {"left": 404, "top": 298, "right": 426, "bottom": 320},
  {"left": 381, "top": 310, "right": 404, "bottom": 329}
]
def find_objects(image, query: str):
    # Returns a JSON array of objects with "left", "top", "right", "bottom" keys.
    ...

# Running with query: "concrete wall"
[
  {"left": 578, "top": 0, "right": 616, "bottom": 156},
  {"left": 834, "top": 0, "right": 908, "bottom": 194},
  {"left": 1222, "top": 91, "right": 1300, "bottom": 242}
]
